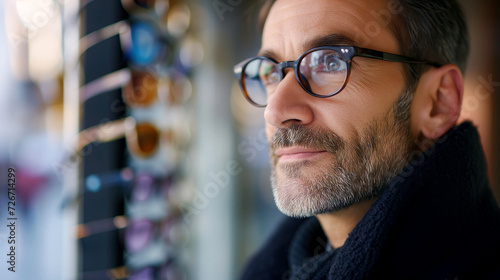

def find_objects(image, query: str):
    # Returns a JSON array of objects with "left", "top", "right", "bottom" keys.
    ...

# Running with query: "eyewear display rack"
[{"left": 75, "top": 0, "right": 196, "bottom": 279}]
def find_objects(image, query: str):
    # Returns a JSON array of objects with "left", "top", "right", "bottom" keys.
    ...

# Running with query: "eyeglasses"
[{"left": 233, "top": 45, "right": 442, "bottom": 107}]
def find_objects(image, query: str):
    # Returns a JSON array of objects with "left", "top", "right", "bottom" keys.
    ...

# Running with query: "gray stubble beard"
[{"left": 269, "top": 89, "right": 414, "bottom": 217}]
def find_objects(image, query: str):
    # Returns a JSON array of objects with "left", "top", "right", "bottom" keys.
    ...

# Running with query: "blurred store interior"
[{"left": 0, "top": 0, "right": 498, "bottom": 279}]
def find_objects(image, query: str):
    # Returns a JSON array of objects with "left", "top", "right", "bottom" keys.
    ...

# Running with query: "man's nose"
[{"left": 264, "top": 71, "right": 314, "bottom": 128}]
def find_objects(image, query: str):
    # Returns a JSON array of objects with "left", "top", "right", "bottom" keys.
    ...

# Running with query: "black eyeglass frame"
[{"left": 233, "top": 45, "right": 442, "bottom": 107}]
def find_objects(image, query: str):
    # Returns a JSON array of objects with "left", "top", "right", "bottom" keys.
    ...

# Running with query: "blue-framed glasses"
[{"left": 233, "top": 45, "right": 442, "bottom": 107}]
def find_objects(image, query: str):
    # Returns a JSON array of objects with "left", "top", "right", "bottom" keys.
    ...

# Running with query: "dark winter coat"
[{"left": 240, "top": 122, "right": 500, "bottom": 280}]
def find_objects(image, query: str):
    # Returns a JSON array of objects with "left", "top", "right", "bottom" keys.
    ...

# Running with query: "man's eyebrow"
[
  {"left": 256, "top": 34, "right": 356, "bottom": 61},
  {"left": 304, "top": 34, "right": 357, "bottom": 50},
  {"left": 256, "top": 49, "right": 280, "bottom": 60}
]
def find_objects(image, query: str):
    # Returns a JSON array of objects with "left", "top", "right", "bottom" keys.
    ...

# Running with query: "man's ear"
[{"left": 411, "top": 64, "right": 464, "bottom": 140}]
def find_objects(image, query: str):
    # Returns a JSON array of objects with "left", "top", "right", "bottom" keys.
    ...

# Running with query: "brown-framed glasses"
[{"left": 233, "top": 45, "right": 442, "bottom": 107}]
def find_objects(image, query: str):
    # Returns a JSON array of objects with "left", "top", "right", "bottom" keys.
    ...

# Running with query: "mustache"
[{"left": 269, "top": 124, "right": 345, "bottom": 154}]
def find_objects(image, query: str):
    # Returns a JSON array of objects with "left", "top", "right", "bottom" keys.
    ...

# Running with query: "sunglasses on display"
[
  {"left": 62, "top": 168, "right": 188, "bottom": 211},
  {"left": 125, "top": 216, "right": 189, "bottom": 252},
  {"left": 77, "top": 14, "right": 197, "bottom": 104},
  {"left": 76, "top": 215, "right": 185, "bottom": 280},
  {"left": 74, "top": 1, "right": 193, "bottom": 279},
  {"left": 121, "top": 0, "right": 192, "bottom": 37},
  {"left": 76, "top": 215, "right": 128, "bottom": 239},
  {"left": 125, "top": 217, "right": 188, "bottom": 271},
  {"left": 80, "top": 67, "right": 192, "bottom": 108},
  {"left": 78, "top": 18, "right": 173, "bottom": 69},
  {"left": 75, "top": 213, "right": 188, "bottom": 250},
  {"left": 126, "top": 174, "right": 171, "bottom": 222},
  {"left": 70, "top": 117, "right": 190, "bottom": 161},
  {"left": 61, "top": 168, "right": 133, "bottom": 209}
]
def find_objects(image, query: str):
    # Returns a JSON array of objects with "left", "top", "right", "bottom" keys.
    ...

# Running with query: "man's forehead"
[{"left": 260, "top": 0, "right": 399, "bottom": 59}]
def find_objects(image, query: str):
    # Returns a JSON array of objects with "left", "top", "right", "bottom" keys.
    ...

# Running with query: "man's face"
[{"left": 261, "top": 0, "right": 416, "bottom": 217}]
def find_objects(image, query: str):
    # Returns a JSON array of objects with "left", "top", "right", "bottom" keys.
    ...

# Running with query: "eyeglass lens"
[{"left": 242, "top": 48, "right": 348, "bottom": 106}]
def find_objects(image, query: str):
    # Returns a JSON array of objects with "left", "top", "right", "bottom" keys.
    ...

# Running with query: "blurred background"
[{"left": 0, "top": 0, "right": 498, "bottom": 279}]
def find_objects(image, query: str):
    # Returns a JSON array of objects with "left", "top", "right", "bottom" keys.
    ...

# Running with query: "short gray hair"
[{"left": 389, "top": 0, "right": 469, "bottom": 86}]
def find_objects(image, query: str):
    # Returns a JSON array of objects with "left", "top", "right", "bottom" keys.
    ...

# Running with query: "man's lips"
[{"left": 274, "top": 147, "right": 327, "bottom": 162}]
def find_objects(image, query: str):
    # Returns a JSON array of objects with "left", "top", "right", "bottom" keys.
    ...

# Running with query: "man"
[{"left": 233, "top": 0, "right": 500, "bottom": 279}]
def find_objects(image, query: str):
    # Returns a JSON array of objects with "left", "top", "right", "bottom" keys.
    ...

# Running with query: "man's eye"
[
  {"left": 322, "top": 55, "right": 345, "bottom": 72},
  {"left": 267, "top": 72, "right": 280, "bottom": 84},
  {"left": 260, "top": 66, "right": 279, "bottom": 85}
]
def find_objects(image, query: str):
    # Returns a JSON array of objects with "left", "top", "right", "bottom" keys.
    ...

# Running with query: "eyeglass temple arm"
[{"left": 353, "top": 47, "right": 442, "bottom": 68}]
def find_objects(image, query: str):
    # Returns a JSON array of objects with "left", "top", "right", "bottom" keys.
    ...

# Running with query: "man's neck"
[{"left": 316, "top": 198, "right": 378, "bottom": 249}]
